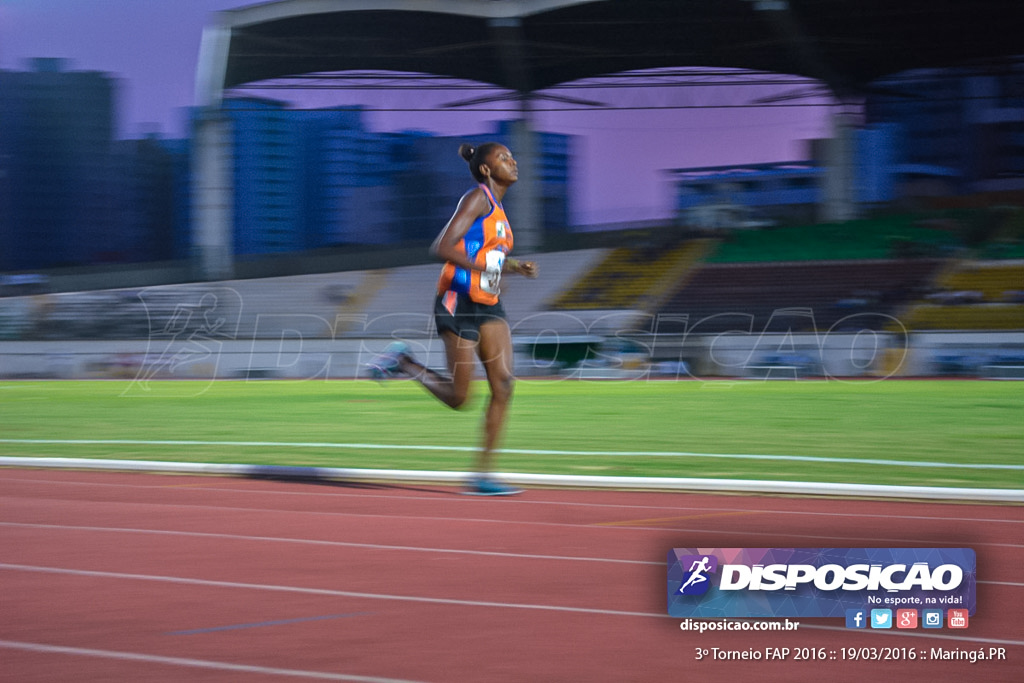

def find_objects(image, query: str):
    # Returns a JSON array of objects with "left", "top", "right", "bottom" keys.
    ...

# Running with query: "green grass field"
[{"left": 1, "top": 379, "right": 1022, "bottom": 491}]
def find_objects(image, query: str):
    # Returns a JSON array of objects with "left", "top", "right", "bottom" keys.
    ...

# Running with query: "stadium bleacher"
[
  {"left": 0, "top": 250, "right": 608, "bottom": 342},
  {"left": 548, "top": 240, "right": 711, "bottom": 312},
  {"left": 706, "top": 215, "right": 963, "bottom": 264},
  {"left": 900, "top": 260, "right": 1024, "bottom": 331},
  {"left": 2, "top": 211, "right": 1021, "bottom": 345},
  {"left": 651, "top": 259, "right": 945, "bottom": 334}
]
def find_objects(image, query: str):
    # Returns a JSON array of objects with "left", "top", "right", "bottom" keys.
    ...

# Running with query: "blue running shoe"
[
  {"left": 463, "top": 476, "right": 523, "bottom": 496},
  {"left": 366, "top": 341, "right": 410, "bottom": 380}
]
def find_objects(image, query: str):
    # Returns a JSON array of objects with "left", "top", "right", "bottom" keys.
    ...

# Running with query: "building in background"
[
  {"left": 670, "top": 123, "right": 953, "bottom": 227},
  {"left": 205, "top": 100, "right": 572, "bottom": 257},
  {"left": 392, "top": 122, "right": 571, "bottom": 244},
  {"left": 0, "top": 58, "right": 572, "bottom": 275},
  {"left": 162, "top": 138, "right": 193, "bottom": 261},
  {"left": 866, "top": 66, "right": 1024, "bottom": 194},
  {"left": 0, "top": 58, "right": 117, "bottom": 270},
  {"left": 217, "top": 98, "right": 305, "bottom": 256},
  {"left": 0, "top": 61, "right": 575, "bottom": 276},
  {"left": 670, "top": 161, "right": 821, "bottom": 229},
  {"left": 111, "top": 135, "right": 178, "bottom": 263},
  {"left": 0, "top": 59, "right": 184, "bottom": 271},
  {"left": 670, "top": 66, "right": 1024, "bottom": 229}
]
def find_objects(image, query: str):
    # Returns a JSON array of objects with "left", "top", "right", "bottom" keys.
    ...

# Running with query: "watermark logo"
[
  {"left": 845, "top": 609, "right": 867, "bottom": 629},
  {"left": 124, "top": 287, "right": 242, "bottom": 397},
  {"left": 668, "top": 548, "right": 975, "bottom": 620},
  {"left": 871, "top": 609, "right": 893, "bottom": 629},
  {"left": 948, "top": 609, "right": 969, "bottom": 629},
  {"left": 896, "top": 609, "right": 918, "bottom": 629},
  {"left": 677, "top": 555, "right": 718, "bottom": 596},
  {"left": 922, "top": 609, "right": 944, "bottom": 628}
]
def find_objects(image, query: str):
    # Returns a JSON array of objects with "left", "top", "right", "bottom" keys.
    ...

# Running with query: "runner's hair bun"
[{"left": 458, "top": 143, "right": 475, "bottom": 162}]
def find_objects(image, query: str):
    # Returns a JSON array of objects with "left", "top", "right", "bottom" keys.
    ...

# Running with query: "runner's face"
[{"left": 485, "top": 146, "right": 518, "bottom": 184}]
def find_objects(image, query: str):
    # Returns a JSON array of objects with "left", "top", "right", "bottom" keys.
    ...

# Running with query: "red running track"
[{"left": 1, "top": 468, "right": 1022, "bottom": 682}]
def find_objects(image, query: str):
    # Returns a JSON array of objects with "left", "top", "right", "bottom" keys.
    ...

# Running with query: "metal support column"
[
  {"left": 192, "top": 19, "right": 234, "bottom": 281},
  {"left": 507, "top": 115, "right": 542, "bottom": 253},
  {"left": 191, "top": 112, "right": 234, "bottom": 281},
  {"left": 820, "top": 112, "right": 858, "bottom": 223}
]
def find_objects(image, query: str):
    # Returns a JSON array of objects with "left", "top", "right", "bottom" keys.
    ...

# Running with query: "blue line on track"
[{"left": 167, "top": 612, "right": 372, "bottom": 635}]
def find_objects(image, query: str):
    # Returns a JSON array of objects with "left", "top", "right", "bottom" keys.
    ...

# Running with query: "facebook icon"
[{"left": 845, "top": 609, "right": 867, "bottom": 629}]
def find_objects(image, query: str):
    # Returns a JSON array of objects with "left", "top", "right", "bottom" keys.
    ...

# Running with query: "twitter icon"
[{"left": 870, "top": 609, "right": 893, "bottom": 629}]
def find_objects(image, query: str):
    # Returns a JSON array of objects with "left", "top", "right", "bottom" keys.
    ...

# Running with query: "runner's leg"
[
  {"left": 474, "top": 319, "right": 515, "bottom": 473},
  {"left": 399, "top": 330, "right": 476, "bottom": 409}
]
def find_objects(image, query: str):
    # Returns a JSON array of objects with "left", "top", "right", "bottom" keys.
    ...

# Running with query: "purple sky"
[{"left": 1, "top": 0, "right": 836, "bottom": 224}]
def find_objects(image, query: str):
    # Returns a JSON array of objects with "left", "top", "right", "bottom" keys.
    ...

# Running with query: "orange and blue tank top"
[{"left": 436, "top": 184, "right": 514, "bottom": 306}]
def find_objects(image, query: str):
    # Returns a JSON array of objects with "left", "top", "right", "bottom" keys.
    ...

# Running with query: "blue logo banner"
[{"left": 667, "top": 548, "right": 976, "bottom": 618}]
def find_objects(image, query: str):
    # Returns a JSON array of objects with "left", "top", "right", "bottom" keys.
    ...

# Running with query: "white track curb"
[{"left": 2, "top": 457, "right": 1022, "bottom": 503}]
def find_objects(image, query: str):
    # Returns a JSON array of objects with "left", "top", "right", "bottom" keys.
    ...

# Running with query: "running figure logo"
[{"left": 677, "top": 554, "right": 718, "bottom": 595}]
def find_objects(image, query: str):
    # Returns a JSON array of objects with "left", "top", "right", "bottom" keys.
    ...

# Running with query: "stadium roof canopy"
[{"left": 197, "top": 0, "right": 1024, "bottom": 105}]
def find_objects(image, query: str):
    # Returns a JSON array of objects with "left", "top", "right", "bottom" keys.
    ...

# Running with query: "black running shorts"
[{"left": 434, "top": 291, "right": 508, "bottom": 342}]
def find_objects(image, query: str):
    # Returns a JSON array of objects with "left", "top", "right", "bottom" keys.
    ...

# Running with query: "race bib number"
[
  {"left": 481, "top": 269, "right": 501, "bottom": 295},
  {"left": 481, "top": 250, "right": 504, "bottom": 295}
]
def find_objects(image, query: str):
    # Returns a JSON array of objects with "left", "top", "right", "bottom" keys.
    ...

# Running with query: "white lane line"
[
  {"left": 5, "top": 457, "right": 1019, "bottom": 502},
  {"left": 4, "top": 473, "right": 1023, "bottom": 526},
  {"left": 0, "top": 563, "right": 660, "bottom": 618},
  {"left": 4, "top": 495, "right": 1024, "bottom": 550},
  {"left": 0, "top": 640, "right": 425, "bottom": 682},
  {"left": 2, "top": 565, "right": 1022, "bottom": 649},
  {"left": 2, "top": 522, "right": 1020, "bottom": 588},
  {"left": 0, "top": 522, "right": 654, "bottom": 565},
  {"left": 2, "top": 438, "right": 1018, "bottom": 470}
]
